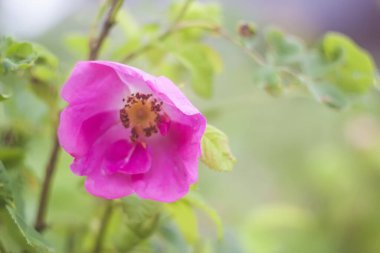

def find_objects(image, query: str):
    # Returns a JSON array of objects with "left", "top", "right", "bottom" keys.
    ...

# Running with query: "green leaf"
[
  {"left": 242, "top": 204, "right": 316, "bottom": 253},
  {"left": 64, "top": 34, "right": 89, "bottom": 59},
  {"left": 121, "top": 197, "right": 161, "bottom": 237},
  {"left": 0, "top": 81, "right": 11, "bottom": 102},
  {"left": 184, "top": 192, "right": 223, "bottom": 240},
  {"left": 0, "top": 148, "right": 24, "bottom": 167},
  {"left": 265, "top": 27, "right": 305, "bottom": 65},
  {"left": 253, "top": 65, "right": 283, "bottom": 96},
  {"left": 112, "top": 11, "right": 160, "bottom": 61},
  {"left": 321, "top": 32, "right": 376, "bottom": 93},
  {"left": 0, "top": 37, "right": 37, "bottom": 74},
  {"left": 0, "top": 162, "right": 52, "bottom": 252},
  {"left": 33, "top": 44, "right": 59, "bottom": 69},
  {"left": 117, "top": 197, "right": 161, "bottom": 251},
  {"left": 171, "top": 43, "right": 221, "bottom": 98},
  {"left": 165, "top": 192, "right": 223, "bottom": 245},
  {"left": 169, "top": 1, "right": 221, "bottom": 26},
  {"left": 201, "top": 124, "right": 236, "bottom": 172},
  {"left": 0, "top": 90, "right": 11, "bottom": 102},
  {"left": 28, "top": 45, "right": 59, "bottom": 107},
  {"left": 6, "top": 206, "right": 53, "bottom": 252},
  {"left": 307, "top": 81, "right": 349, "bottom": 109},
  {"left": 169, "top": 0, "right": 221, "bottom": 41},
  {"left": 0, "top": 162, "right": 13, "bottom": 207},
  {"left": 165, "top": 200, "right": 199, "bottom": 244}
]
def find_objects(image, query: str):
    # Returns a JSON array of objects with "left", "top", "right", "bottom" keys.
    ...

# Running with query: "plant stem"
[
  {"left": 89, "top": 0, "right": 124, "bottom": 60},
  {"left": 34, "top": 131, "right": 60, "bottom": 232},
  {"left": 34, "top": 0, "right": 125, "bottom": 234},
  {"left": 216, "top": 29, "right": 266, "bottom": 66},
  {"left": 122, "top": 0, "right": 194, "bottom": 62},
  {"left": 91, "top": 201, "right": 114, "bottom": 253}
]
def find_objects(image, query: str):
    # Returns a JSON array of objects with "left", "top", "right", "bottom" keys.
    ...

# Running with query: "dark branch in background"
[
  {"left": 91, "top": 201, "right": 114, "bottom": 253},
  {"left": 89, "top": 0, "right": 124, "bottom": 60},
  {"left": 34, "top": 132, "right": 60, "bottom": 232},
  {"left": 34, "top": 0, "right": 124, "bottom": 234}
]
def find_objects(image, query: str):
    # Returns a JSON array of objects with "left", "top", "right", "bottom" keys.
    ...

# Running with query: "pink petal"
[
  {"left": 58, "top": 105, "right": 119, "bottom": 157},
  {"left": 84, "top": 167, "right": 134, "bottom": 199},
  {"left": 61, "top": 62, "right": 128, "bottom": 107},
  {"left": 132, "top": 119, "right": 205, "bottom": 202},
  {"left": 87, "top": 61, "right": 202, "bottom": 117},
  {"left": 69, "top": 125, "right": 128, "bottom": 176},
  {"left": 131, "top": 147, "right": 191, "bottom": 202},
  {"left": 105, "top": 141, "right": 151, "bottom": 175},
  {"left": 149, "top": 76, "right": 200, "bottom": 116}
]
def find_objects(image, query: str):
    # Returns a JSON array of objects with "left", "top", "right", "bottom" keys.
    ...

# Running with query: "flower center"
[{"left": 120, "top": 92, "right": 163, "bottom": 142}]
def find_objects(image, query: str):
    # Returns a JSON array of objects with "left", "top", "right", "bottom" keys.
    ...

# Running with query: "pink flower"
[{"left": 58, "top": 61, "right": 206, "bottom": 202}]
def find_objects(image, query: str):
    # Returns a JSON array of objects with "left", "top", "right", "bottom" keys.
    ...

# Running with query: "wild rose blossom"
[{"left": 58, "top": 61, "right": 206, "bottom": 202}]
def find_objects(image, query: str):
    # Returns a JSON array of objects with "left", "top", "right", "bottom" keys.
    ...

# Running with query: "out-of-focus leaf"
[
  {"left": 201, "top": 124, "right": 236, "bottom": 172},
  {"left": 307, "top": 81, "right": 349, "bottom": 109},
  {"left": 0, "top": 162, "right": 52, "bottom": 252},
  {"left": 184, "top": 192, "right": 223, "bottom": 240},
  {"left": 33, "top": 44, "right": 58, "bottom": 69},
  {"left": 122, "top": 197, "right": 161, "bottom": 237},
  {"left": 0, "top": 81, "right": 11, "bottom": 102},
  {"left": 117, "top": 10, "right": 141, "bottom": 38},
  {"left": 0, "top": 162, "right": 13, "bottom": 207},
  {"left": 169, "top": 1, "right": 221, "bottom": 26},
  {"left": 171, "top": 43, "right": 221, "bottom": 98},
  {"left": 6, "top": 206, "right": 53, "bottom": 252},
  {"left": 64, "top": 34, "right": 89, "bottom": 59},
  {"left": 0, "top": 37, "right": 37, "bottom": 75},
  {"left": 242, "top": 204, "right": 316, "bottom": 253},
  {"left": 159, "top": 222, "right": 188, "bottom": 252},
  {"left": 0, "top": 92, "right": 10, "bottom": 101},
  {"left": 253, "top": 65, "right": 283, "bottom": 96},
  {"left": 0, "top": 148, "right": 24, "bottom": 167},
  {"left": 117, "top": 198, "right": 161, "bottom": 251},
  {"left": 169, "top": 0, "right": 221, "bottom": 40},
  {"left": 166, "top": 200, "right": 199, "bottom": 244},
  {"left": 112, "top": 11, "right": 160, "bottom": 61},
  {"left": 321, "top": 32, "right": 376, "bottom": 93},
  {"left": 265, "top": 27, "right": 305, "bottom": 65},
  {"left": 28, "top": 45, "right": 59, "bottom": 107},
  {"left": 29, "top": 78, "right": 58, "bottom": 108}
]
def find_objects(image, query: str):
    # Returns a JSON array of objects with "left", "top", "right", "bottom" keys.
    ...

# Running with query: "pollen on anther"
[{"left": 120, "top": 92, "right": 165, "bottom": 142}]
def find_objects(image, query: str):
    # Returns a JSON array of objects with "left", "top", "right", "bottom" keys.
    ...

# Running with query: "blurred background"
[{"left": 1, "top": 0, "right": 380, "bottom": 252}]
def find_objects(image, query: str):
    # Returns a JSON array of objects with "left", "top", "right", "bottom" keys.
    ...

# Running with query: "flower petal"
[
  {"left": 61, "top": 61, "right": 129, "bottom": 107},
  {"left": 131, "top": 148, "right": 191, "bottom": 202},
  {"left": 69, "top": 124, "right": 128, "bottom": 176},
  {"left": 105, "top": 141, "right": 151, "bottom": 175},
  {"left": 149, "top": 76, "right": 201, "bottom": 116},
  {"left": 58, "top": 105, "right": 119, "bottom": 157},
  {"left": 132, "top": 119, "right": 205, "bottom": 202},
  {"left": 84, "top": 167, "right": 134, "bottom": 199}
]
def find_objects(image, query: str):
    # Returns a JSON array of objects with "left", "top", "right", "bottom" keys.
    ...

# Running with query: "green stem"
[
  {"left": 34, "top": 129, "right": 60, "bottom": 232},
  {"left": 91, "top": 201, "right": 114, "bottom": 253},
  {"left": 89, "top": 0, "right": 124, "bottom": 60}
]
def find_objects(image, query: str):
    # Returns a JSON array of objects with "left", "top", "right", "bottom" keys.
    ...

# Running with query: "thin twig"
[
  {"left": 217, "top": 29, "right": 266, "bottom": 66},
  {"left": 122, "top": 0, "right": 195, "bottom": 62},
  {"left": 89, "top": 0, "right": 124, "bottom": 60},
  {"left": 91, "top": 201, "right": 114, "bottom": 253},
  {"left": 34, "top": 132, "right": 60, "bottom": 232},
  {"left": 33, "top": 0, "right": 124, "bottom": 234}
]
